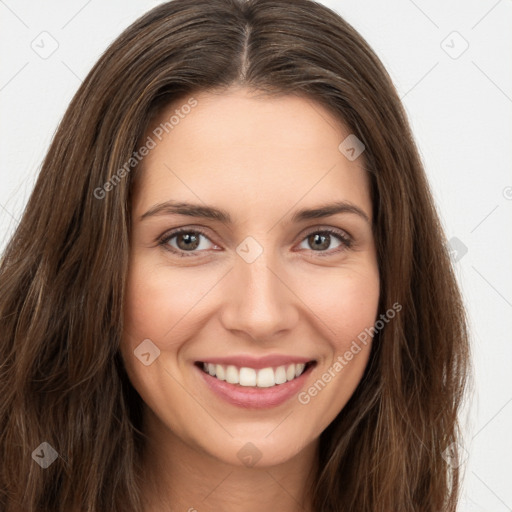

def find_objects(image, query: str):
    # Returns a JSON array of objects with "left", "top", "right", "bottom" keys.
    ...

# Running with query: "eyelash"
[{"left": 157, "top": 227, "right": 353, "bottom": 258}]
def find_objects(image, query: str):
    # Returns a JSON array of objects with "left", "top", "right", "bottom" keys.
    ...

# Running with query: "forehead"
[
  {"left": 133, "top": 87, "right": 371, "bottom": 221},
  {"left": 150, "top": 87, "right": 352, "bottom": 154}
]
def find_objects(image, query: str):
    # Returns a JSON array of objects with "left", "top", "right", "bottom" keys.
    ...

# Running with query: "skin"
[{"left": 121, "top": 86, "right": 380, "bottom": 512}]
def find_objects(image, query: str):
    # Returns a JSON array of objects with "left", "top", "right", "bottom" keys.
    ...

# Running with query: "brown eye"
[
  {"left": 307, "top": 233, "right": 331, "bottom": 251},
  {"left": 175, "top": 232, "right": 201, "bottom": 251},
  {"left": 159, "top": 229, "right": 216, "bottom": 257},
  {"left": 298, "top": 229, "right": 352, "bottom": 255}
]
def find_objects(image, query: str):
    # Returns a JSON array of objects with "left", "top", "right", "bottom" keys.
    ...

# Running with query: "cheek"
[
  {"left": 296, "top": 267, "right": 380, "bottom": 419},
  {"left": 121, "top": 261, "right": 196, "bottom": 423},
  {"left": 123, "top": 258, "right": 203, "bottom": 341},
  {"left": 297, "top": 264, "right": 380, "bottom": 349}
]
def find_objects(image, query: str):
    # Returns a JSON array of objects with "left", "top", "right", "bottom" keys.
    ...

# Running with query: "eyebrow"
[{"left": 139, "top": 199, "right": 370, "bottom": 224}]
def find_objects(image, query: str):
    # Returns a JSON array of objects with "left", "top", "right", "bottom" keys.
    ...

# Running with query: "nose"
[{"left": 219, "top": 246, "right": 299, "bottom": 342}]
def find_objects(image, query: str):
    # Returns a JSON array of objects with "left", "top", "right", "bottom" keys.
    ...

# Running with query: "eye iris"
[
  {"left": 177, "top": 232, "right": 200, "bottom": 251},
  {"left": 309, "top": 233, "right": 330, "bottom": 251}
]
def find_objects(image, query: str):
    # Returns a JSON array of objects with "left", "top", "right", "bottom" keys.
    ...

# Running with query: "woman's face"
[{"left": 121, "top": 87, "right": 379, "bottom": 468}]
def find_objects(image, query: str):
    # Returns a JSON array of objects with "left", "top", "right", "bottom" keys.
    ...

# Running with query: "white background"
[{"left": 1, "top": 1, "right": 511, "bottom": 510}]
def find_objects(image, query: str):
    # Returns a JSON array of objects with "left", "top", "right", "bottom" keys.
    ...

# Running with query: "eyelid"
[
  {"left": 157, "top": 225, "right": 354, "bottom": 257},
  {"left": 301, "top": 225, "right": 353, "bottom": 243}
]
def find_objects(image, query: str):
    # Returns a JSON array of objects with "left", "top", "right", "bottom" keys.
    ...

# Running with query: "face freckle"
[{"left": 121, "top": 86, "right": 380, "bottom": 471}]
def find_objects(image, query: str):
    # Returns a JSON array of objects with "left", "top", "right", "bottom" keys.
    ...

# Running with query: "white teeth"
[
  {"left": 215, "top": 364, "right": 226, "bottom": 381},
  {"left": 239, "top": 367, "right": 257, "bottom": 387},
  {"left": 275, "top": 366, "right": 287, "bottom": 385},
  {"left": 225, "top": 365, "right": 239, "bottom": 384},
  {"left": 201, "top": 362, "right": 311, "bottom": 388},
  {"left": 256, "top": 367, "right": 275, "bottom": 388}
]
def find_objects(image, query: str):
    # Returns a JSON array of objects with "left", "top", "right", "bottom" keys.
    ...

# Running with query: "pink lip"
[
  {"left": 195, "top": 361, "right": 316, "bottom": 409},
  {"left": 197, "top": 354, "right": 314, "bottom": 370}
]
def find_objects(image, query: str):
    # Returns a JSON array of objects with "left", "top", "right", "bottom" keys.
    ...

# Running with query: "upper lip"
[{"left": 196, "top": 354, "right": 315, "bottom": 370}]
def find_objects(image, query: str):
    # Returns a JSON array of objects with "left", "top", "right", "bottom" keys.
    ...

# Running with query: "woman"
[{"left": 0, "top": 0, "right": 471, "bottom": 510}]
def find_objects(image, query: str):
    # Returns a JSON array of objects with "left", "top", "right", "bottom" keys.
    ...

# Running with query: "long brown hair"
[{"left": 0, "top": 0, "right": 471, "bottom": 510}]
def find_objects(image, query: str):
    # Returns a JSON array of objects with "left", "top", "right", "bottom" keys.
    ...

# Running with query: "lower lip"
[{"left": 196, "top": 363, "right": 315, "bottom": 409}]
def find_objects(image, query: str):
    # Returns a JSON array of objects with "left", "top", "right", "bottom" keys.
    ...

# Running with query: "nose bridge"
[
  {"left": 220, "top": 237, "right": 297, "bottom": 338},
  {"left": 237, "top": 247, "right": 280, "bottom": 303}
]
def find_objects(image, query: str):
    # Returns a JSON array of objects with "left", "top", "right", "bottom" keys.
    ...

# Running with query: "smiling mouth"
[{"left": 195, "top": 360, "right": 316, "bottom": 389}]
